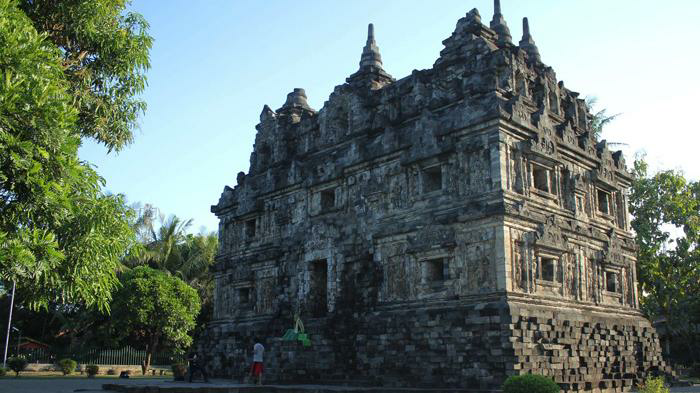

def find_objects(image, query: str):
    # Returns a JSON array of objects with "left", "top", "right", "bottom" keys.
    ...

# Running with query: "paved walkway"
[
  {"left": 0, "top": 378, "right": 698, "bottom": 393},
  {"left": 0, "top": 377, "right": 167, "bottom": 393}
]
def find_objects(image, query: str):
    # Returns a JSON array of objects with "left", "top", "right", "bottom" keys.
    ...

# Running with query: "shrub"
[
  {"left": 57, "top": 358, "right": 77, "bottom": 375},
  {"left": 86, "top": 365, "right": 99, "bottom": 377},
  {"left": 7, "top": 356, "right": 27, "bottom": 376},
  {"left": 106, "top": 368, "right": 117, "bottom": 375},
  {"left": 171, "top": 363, "right": 187, "bottom": 381},
  {"left": 690, "top": 363, "right": 700, "bottom": 378},
  {"left": 0, "top": 367, "right": 7, "bottom": 377},
  {"left": 503, "top": 374, "right": 561, "bottom": 393},
  {"left": 637, "top": 376, "right": 669, "bottom": 393}
]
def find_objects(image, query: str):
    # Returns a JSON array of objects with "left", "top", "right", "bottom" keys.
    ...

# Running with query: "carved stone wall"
[{"left": 203, "top": 3, "right": 669, "bottom": 392}]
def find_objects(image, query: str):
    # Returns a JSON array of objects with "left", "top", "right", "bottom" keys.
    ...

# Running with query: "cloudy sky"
[{"left": 79, "top": 0, "right": 700, "bottom": 232}]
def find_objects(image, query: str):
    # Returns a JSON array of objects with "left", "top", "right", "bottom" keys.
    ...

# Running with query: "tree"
[
  {"left": 178, "top": 232, "right": 218, "bottom": 306},
  {"left": 125, "top": 206, "right": 218, "bottom": 336},
  {"left": 18, "top": 0, "right": 152, "bottom": 152},
  {"left": 126, "top": 206, "right": 217, "bottom": 307},
  {"left": 0, "top": 0, "right": 151, "bottom": 310},
  {"left": 585, "top": 97, "right": 620, "bottom": 141},
  {"left": 629, "top": 157, "right": 700, "bottom": 361},
  {"left": 110, "top": 266, "right": 200, "bottom": 373}
]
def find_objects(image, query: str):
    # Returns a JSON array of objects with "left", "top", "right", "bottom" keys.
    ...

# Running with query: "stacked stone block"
[{"left": 507, "top": 303, "right": 668, "bottom": 392}]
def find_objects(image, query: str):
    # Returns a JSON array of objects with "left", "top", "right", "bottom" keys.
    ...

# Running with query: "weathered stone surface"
[{"left": 201, "top": 2, "right": 669, "bottom": 392}]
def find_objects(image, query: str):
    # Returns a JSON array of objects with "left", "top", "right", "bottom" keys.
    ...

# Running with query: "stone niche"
[{"left": 202, "top": 2, "right": 669, "bottom": 392}]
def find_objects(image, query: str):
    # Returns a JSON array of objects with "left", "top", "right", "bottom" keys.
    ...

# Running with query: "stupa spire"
[
  {"left": 519, "top": 17, "right": 541, "bottom": 62},
  {"left": 359, "top": 23, "right": 383, "bottom": 69},
  {"left": 347, "top": 23, "right": 394, "bottom": 88},
  {"left": 490, "top": 0, "right": 512, "bottom": 45},
  {"left": 277, "top": 88, "right": 314, "bottom": 113}
]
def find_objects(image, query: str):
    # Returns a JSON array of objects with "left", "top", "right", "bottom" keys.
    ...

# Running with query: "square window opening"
[
  {"left": 423, "top": 166, "right": 443, "bottom": 193},
  {"left": 422, "top": 258, "right": 446, "bottom": 283},
  {"left": 597, "top": 189, "right": 610, "bottom": 214},
  {"left": 321, "top": 189, "right": 335, "bottom": 211},
  {"left": 245, "top": 219, "right": 256, "bottom": 238},
  {"left": 310, "top": 259, "right": 328, "bottom": 317},
  {"left": 533, "top": 165, "right": 550, "bottom": 193},
  {"left": 239, "top": 288, "right": 250, "bottom": 304},
  {"left": 541, "top": 257, "right": 555, "bottom": 282}
]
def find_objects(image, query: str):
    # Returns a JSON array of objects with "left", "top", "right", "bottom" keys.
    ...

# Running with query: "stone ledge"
[{"left": 102, "top": 382, "right": 501, "bottom": 393}]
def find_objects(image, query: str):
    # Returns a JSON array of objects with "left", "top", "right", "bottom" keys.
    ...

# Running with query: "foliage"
[
  {"left": 502, "top": 374, "right": 560, "bottom": 393},
  {"left": 690, "top": 363, "right": 700, "bottom": 378},
  {"left": 636, "top": 376, "right": 669, "bottom": 393},
  {"left": 86, "top": 364, "right": 99, "bottom": 377},
  {"left": 7, "top": 356, "right": 27, "bottom": 376},
  {"left": 110, "top": 266, "right": 200, "bottom": 373},
  {"left": 630, "top": 157, "right": 700, "bottom": 360},
  {"left": 125, "top": 205, "right": 218, "bottom": 333},
  {"left": 0, "top": 366, "right": 6, "bottom": 376},
  {"left": 18, "top": 0, "right": 153, "bottom": 152},
  {"left": 172, "top": 363, "right": 187, "bottom": 381},
  {"left": 58, "top": 358, "right": 77, "bottom": 375},
  {"left": 585, "top": 97, "right": 620, "bottom": 141},
  {"left": 0, "top": 0, "right": 150, "bottom": 311}
]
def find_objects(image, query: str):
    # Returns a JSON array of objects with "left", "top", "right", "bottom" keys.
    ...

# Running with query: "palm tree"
[
  {"left": 124, "top": 204, "right": 193, "bottom": 273},
  {"left": 149, "top": 215, "right": 193, "bottom": 272},
  {"left": 124, "top": 205, "right": 217, "bottom": 299},
  {"left": 586, "top": 97, "right": 620, "bottom": 141},
  {"left": 122, "top": 205, "right": 219, "bottom": 330},
  {"left": 176, "top": 232, "right": 218, "bottom": 305}
]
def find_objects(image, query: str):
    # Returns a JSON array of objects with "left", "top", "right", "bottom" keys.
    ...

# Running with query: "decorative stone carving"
[
  {"left": 534, "top": 216, "right": 567, "bottom": 252},
  {"left": 603, "top": 228, "right": 627, "bottom": 267}
]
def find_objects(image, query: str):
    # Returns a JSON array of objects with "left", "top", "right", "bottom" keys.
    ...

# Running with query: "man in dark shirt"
[{"left": 187, "top": 351, "right": 209, "bottom": 383}]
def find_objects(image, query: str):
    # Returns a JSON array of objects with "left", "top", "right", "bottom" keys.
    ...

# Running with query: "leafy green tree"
[
  {"left": 0, "top": 0, "right": 151, "bottom": 310},
  {"left": 18, "top": 0, "right": 152, "bottom": 152},
  {"left": 125, "top": 206, "right": 217, "bottom": 320},
  {"left": 179, "top": 231, "right": 218, "bottom": 338},
  {"left": 629, "top": 157, "right": 700, "bottom": 360},
  {"left": 110, "top": 266, "right": 200, "bottom": 374},
  {"left": 178, "top": 232, "right": 218, "bottom": 306}
]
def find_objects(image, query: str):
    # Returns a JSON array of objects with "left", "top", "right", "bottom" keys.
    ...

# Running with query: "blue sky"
[{"left": 79, "top": 0, "right": 700, "bottom": 233}]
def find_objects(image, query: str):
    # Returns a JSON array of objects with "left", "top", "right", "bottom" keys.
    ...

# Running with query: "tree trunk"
[
  {"left": 143, "top": 336, "right": 159, "bottom": 375},
  {"left": 664, "top": 305, "right": 672, "bottom": 359}
]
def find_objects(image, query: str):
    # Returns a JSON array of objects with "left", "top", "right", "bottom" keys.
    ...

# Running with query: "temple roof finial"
[
  {"left": 360, "top": 23, "right": 383, "bottom": 69},
  {"left": 278, "top": 88, "right": 314, "bottom": 113},
  {"left": 490, "top": 0, "right": 512, "bottom": 45},
  {"left": 519, "top": 17, "right": 541, "bottom": 62},
  {"left": 523, "top": 17, "right": 531, "bottom": 38},
  {"left": 347, "top": 23, "right": 394, "bottom": 88}
]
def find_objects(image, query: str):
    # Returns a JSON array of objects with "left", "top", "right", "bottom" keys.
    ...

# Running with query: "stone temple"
[{"left": 202, "top": 2, "right": 669, "bottom": 391}]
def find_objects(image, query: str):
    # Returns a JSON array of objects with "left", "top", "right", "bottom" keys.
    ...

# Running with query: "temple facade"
[{"left": 201, "top": 2, "right": 669, "bottom": 391}]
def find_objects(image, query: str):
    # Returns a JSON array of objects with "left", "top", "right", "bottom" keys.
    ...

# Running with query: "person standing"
[
  {"left": 187, "top": 350, "right": 209, "bottom": 383},
  {"left": 250, "top": 337, "right": 264, "bottom": 385}
]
